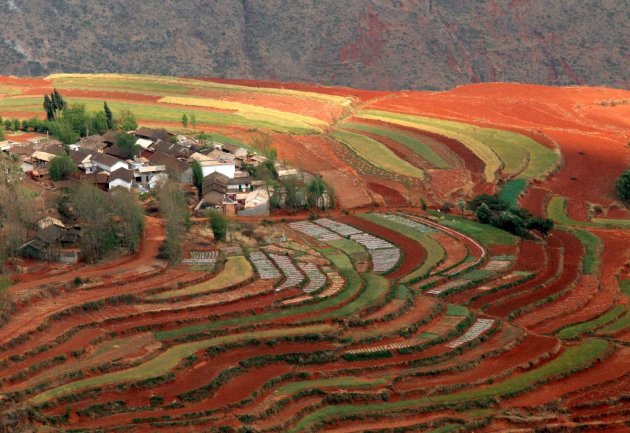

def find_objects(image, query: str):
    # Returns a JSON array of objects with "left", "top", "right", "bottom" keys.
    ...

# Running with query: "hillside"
[
  {"left": 0, "top": 0, "right": 628, "bottom": 90},
  {"left": 1, "top": 74, "right": 630, "bottom": 431}
]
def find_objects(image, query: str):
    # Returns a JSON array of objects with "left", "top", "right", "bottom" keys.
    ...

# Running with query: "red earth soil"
[
  {"left": 395, "top": 333, "right": 557, "bottom": 392},
  {"left": 505, "top": 346, "right": 630, "bottom": 408},
  {"left": 367, "top": 83, "right": 630, "bottom": 221},
  {"left": 366, "top": 181, "right": 408, "bottom": 207},
  {"left": 336, "top": 214, "right": 426, "bottom": 280}
]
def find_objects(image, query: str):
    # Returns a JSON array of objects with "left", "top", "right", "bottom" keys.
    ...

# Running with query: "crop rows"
[{"left": 0, "top": 209, "right": 627, "bottom": 433}]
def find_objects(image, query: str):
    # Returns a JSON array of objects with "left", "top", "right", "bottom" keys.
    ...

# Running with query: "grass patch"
[
  {"left": 499, "top": 179, "right": 527, "bottom": 207},
  {"left": 332, "top": 129, "right": 425, "bottom": 179},
  {"left": 459, "top": 269, "right": 494, "bottom": 280},
  {"left": 446, "top": 304, "right": 469, "bottom": 317},
  {"left": 395, "top": 285, "right": 409, "bottom": 300},
  {"left": 32, "top": 324, "right": 335, "bottom": 405},
  {"left": 621, "top": 279, "right": 630, "bottom": 297},
  {"left": 288, "top": 339, "right": 608, "bottom": 432},
  {"left": 429, "top": 212, "right": 517, "bottom": 247},
  {"left": 276, "top": 376, "right": 389, "bottom": 395},
  {"left": 148, "top": 256, "right": 252, "bottom": 300},
  {"left": 597, "top": 307, "right": 630, "bottom": 335},
  {"left": 571, "top": 229, "right": 601, "bottom": 274},
  {"left": 557, "top": 306, "right": 625, "bottom": 339},
  {"left": 328, "top": 239, "right": 368, "bottom": 258},
  {"left": 340, "top": 121, "right": 450, "bottom": 168},
  {"left": 320, "top": 273, "right": 389, "bottom": 320}
]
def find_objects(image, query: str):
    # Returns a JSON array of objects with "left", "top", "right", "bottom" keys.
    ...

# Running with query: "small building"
[
  {"left": 199, "top": 160, "right": 235, "bottom": 179},
  {"left": 149, "top": 151, "right": 192, "bottom": 183},
  {"left": 108, "top": 168, "right": 135, "bottom": 190},
  {"left": 92, "top": 153, "right": 128, "bottom": 173},
  {"left": 69, "top": 148, "right": 96, "bottom": 174},
  {"left": 221, "top": 143, "right": 248, "bottom": 159}
]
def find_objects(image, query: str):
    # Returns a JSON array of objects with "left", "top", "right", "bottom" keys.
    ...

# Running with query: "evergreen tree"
[
  {"left": 103, "top": 101, "right": 114, "bottom": 129},
  {"left": 43, "top": 94, "right": 54, "bottom": 121},
  {"left": 190, "top": 113, "right": 197, "bottom": 130},
  {"left": 182, "top": 113, "right": 188, "bottom": 128},
  {"left": 191, "top": 159, "right": 203, "bottom": 192}
]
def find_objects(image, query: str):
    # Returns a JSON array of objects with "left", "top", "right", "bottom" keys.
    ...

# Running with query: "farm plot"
[
  {"left": 332, "top": 129, "right": 425, "bottom": 179},
  {"left": 147, "top": 256, "right": 253, "bottom": 300},
  {"left": 339, "top": 119, "right": 451, "bottom": 168},
  {"left": 289, "top": 220, "right": 341, "bottom": 241},
  {"left": 446, "top": 318, "right": 495, "bottom": 348},
  {"left": 248, "top": 251, "right": 281, "bottom": 279},
  {"left": 315, "top": 218, "right": 363, "bottom": 236},
  {"left": 298, "top": 263, "right": 327, "bottom": 293},
  {"left": 269, "top": 254, "right": 305, "bottom": 290},
  {"left": 182, "top": 250, "right": 218, "bottom": 265}
]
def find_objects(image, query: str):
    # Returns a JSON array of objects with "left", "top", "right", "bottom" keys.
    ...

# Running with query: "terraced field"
[
  {"left": 1, "top": 75, "right": 630, "bottom": 431},
  {"left": 0, "top": 209, "right": 628, "bottom": 432}
]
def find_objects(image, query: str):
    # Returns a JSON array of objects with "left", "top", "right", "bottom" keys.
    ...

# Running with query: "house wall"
[
  {"left": 95, "top": 160, "right": 128, "bottom": 173},
  {"left": 109, "top": 179, "right": 132, "bottom": 190},
  {"left": 201, "top": 164, "right": 235, "bottom": 179}
]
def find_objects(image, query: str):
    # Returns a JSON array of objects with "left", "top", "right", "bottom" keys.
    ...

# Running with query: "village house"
[
  {"left": 108, "top": 167, "right": 135, "bottom": 190},
  {"left": 148, "top": 151, "right": 193, "bottom": 183},
  {"left": 92, "top": 153, "right": 128, "bottom": 173}
]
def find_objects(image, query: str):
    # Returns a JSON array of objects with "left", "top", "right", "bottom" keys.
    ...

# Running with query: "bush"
[
  {"left": 209, "top": 210, "right": 229, "bottom": 241},
  {"left": 616, "top": 169, "right": 630, "bottom": 206},
  {"left": 469, "top": 193, "right": 553, "bottom": 237}
]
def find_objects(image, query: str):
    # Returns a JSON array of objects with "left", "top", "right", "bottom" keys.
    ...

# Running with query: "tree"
[
  {"left": 43, "top": 94, "right": 54, "bottom": 121},
  {"left": 115, "top": 133, "right": 140, "bottom": 159},
  {"left": 110, "top": 189, "right": 145, "bottom": 253},
  {"left": 615, "top": 169, "right": 630, "bottom": 206},
  {"left": 456, "top": 198, "right": 466, "bottom": 215},
  {"left": 209, "top": 210, "right": 228, "bottom": 241},
  {"left": 72, "top": 184, "right": 119, "bottom": 263},
  {"left": 307, "top": 177, "right": 327, "bottom": 210},
  {"left": 49, "top": 154, "right": 77, "bottom": 181},
  {"left": 182, "top": 113, "right": 188, "bottom": 128},
  {"left": 91, "top": 111, "right": 108, "bottom": 135},
  {"left": 191, "top": 159, "right": 203, "bottom": 192},
  {"left": 48, "top": 120, "right": 79, "bottom": 145},
  {"left": 62, "top": 105, "right": 89, "bottom": 136},
  {"left": 104, "top": 101, "right": 114, "bottom": 129},
  {"left": 11, "top": 119, "right": 20, "bottom": 132},
  {"left": 158, "top": 181, "right": 189, "bottom": 264},
  {"left": 3, "top": 119, "right": 12, "bottom": 132},
  {"left": 118, "top": 109, "right": 138, "bottom": 131},
  {"left": 190, "top": 113, "right": 197, "bottom": 130}
]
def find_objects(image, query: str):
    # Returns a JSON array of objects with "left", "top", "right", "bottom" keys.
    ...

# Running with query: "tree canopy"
[{"left": 49, "top": 154, "right": 77, "bottom": 181}]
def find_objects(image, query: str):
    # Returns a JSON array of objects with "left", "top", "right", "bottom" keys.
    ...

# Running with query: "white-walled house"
[
  {"left": 93, "top": 153, "right": 129, "bottom": 173},
  {"left": 108, "top": 168, "right": 135, "bottom": 190}
]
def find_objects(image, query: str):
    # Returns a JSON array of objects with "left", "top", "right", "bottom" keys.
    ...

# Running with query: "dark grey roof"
[{"left": 109, "top": 168, "right": 135, "bottom": 184}]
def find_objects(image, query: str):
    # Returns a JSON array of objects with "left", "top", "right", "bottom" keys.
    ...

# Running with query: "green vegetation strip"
[
  {"left": 498, "top": 179, "right": 527, "bottom": 207},
  {"left": 327, "top": 239, "right": 368, "bottom": 257},
  {"left": 340, "top": 121, "right": 450, "bottom": 168},
  {"left": 0, "top": 96, "right": 315, "bottom": 134},
  {"left": 429, "top": 212, "right": 517, "bottom": 247},
  {"left": 357, "top": 213, "right": 444, "bottom": 282},
  {"left": 288, "top": 339, "right": 608, "bottom": 432},
  {"left": 557, "top": 306, "right": 625, "bottom": 339},
  {"left": 319, "top": 273, "right": 389, "bottom": 320},
  {"left": 548, "top": 196, "right": 630, "bottom": 228},
  {"left": 332, "top": 130, "right": 425, "bottom": 179},
  {"left": 570, "top": 229, "right": 601, "bottom": 274},
  {"left": 276, "top": 376, "right": 389, "bottom": 395},
  {"left": 148, "top": 256, "right": 253, "bottom": 300},
  {"left": 31, "top": 324, "right": 335, "bottom": 405},
  {"left": 597, "top": 307, "right": 630, "bottom": 335},
  {"left": 155, "top": 254, "right": 361, "bottom": 341},
  {"left": 358, "top": 110, "right": 559, "bottom": 181},
  {"left": 446, "top": 304, "right": 469, "bottom": 317}
]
